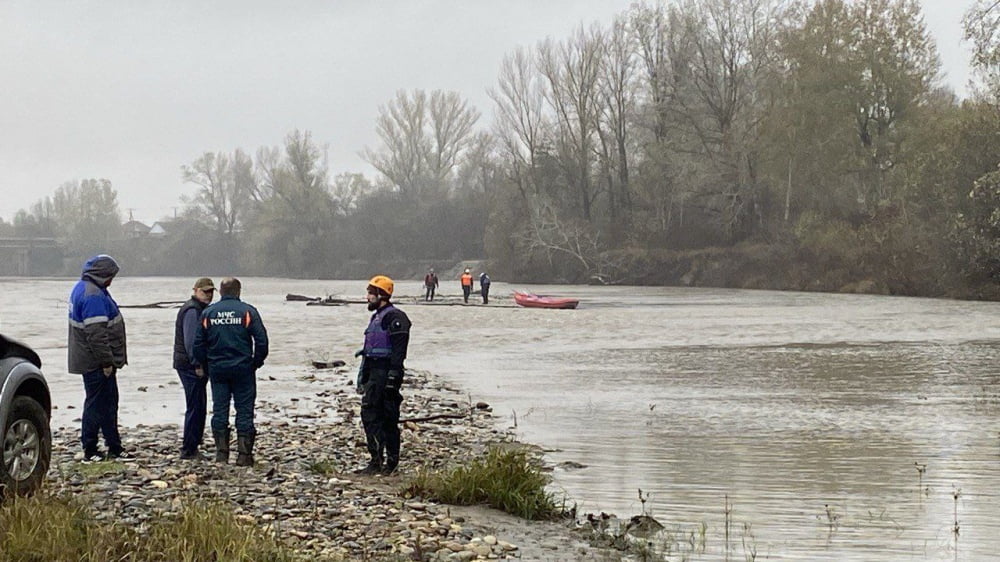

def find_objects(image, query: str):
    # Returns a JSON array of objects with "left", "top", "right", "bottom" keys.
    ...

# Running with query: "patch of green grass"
[
  {"left": 403, "top": 446, "right": 563, "bottom": 520},
  {"left": 0, "top": 491, "right": 305, "bottom": 561},
  {"left": 74, "top": 460, "right": 128, "bottom": 478},
  {"left": 307, "top": 459, "right": 338, "bottom": 476},
  {"left": 0, "top": 491, "right": 124, "bottom": 561}
]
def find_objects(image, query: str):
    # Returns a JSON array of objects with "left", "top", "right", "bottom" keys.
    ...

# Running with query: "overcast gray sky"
[{"left": 0, "top": 0, "right": 976, "bottom": 224}]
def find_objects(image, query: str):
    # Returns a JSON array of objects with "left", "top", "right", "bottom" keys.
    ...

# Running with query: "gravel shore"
[{"left": 46, "top": 365, "right": 621, "bottom": 561}]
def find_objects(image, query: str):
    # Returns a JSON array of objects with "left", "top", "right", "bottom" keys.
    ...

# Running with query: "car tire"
[{"left": 1, "top": 396, "right": 51, "bottom": 497}]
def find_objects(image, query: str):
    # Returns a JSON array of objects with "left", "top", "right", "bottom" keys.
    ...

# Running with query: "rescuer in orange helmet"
[{"left": 355, "top": 275, "right": 411, "bottom": 475}]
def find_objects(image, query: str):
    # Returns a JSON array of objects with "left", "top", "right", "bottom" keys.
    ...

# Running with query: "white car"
[{"left": 0, "top": 334, "right": 51, "bottom": 496}]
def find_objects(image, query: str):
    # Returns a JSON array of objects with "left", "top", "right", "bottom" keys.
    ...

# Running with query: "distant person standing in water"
[
  {"left": 479, "top": 272, "right": 491, "bottom": 304},
  {"left": 173, "top": 277, "right": 215, "bottom": 460},
  {"left": 424, "top": 268, "right": 439, "bottom": 301},
  {"left": 68, "top": 254, "right": 134, "bottom": 463},
  {"left": 460, "top": 268, "right": 474, "bottom": 304}
]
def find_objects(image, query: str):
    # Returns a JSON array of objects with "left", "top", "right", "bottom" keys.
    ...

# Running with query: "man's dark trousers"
[
  {"left": 177, "top": 367, "right": 208, "bottom": 454},
  {"left": 81, "top": 369, "right": 122, "bottom": 455},
  {"left": 361, "top": 368, "right": 402, "bottom": 467},
  {"left": 209, "top": 369, "right": 256, "bottom": 434}
]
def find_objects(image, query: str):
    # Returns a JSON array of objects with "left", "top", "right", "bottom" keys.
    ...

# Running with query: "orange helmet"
[{"left": 367, "top": 275, "right": 394, "bottom": 297}]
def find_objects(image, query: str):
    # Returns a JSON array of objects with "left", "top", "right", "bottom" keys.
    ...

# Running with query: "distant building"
[
  {"left": 122, "top": 220, "right": 151, "bottom": 239},
  {"left": 149, "top": 222, "right": 170, "bottom": 238}
]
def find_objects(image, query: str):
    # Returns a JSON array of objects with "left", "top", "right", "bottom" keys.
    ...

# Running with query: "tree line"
[{"left": 5, "top": 0, "right": 1000, "bottom": 297}]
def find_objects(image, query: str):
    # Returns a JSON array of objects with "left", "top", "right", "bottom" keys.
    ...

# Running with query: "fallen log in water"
[
  {"left": 120, "top": 301, "right": 186, "bottom": 309},
  {"left": 322, "top": 297, "right": 365, "bottom": 304},
  {"left": 311, "top": 360, "right": 347, "bottom": 369},
  {"left": 288, "top": 293, "right": 365, "bottom": 305}
]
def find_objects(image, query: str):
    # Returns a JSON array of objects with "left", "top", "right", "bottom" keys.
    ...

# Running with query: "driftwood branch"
[
  {"left": 120, "top": 301, "right": 185, "bottom": 309},
  {"left": 399, "top": 413, "right": 468, "bottom": 423},
  {"left": 288, "top": 293, "right": 365, "bottom": 305},
  {"left": 311, "top": 360, "right": 346, "bottom": 369}
]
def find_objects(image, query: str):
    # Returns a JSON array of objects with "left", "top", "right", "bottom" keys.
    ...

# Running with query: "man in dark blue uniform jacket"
[{"left": 194, "top": 277, "right": 268, "bottom": 467}]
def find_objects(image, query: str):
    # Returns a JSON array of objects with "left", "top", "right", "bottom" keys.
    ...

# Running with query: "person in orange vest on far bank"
[{"left": 460, "top": 268, "right": 474, "bottom": 304}]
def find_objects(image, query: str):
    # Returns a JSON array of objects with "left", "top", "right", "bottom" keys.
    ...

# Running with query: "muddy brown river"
[{"left": 3, "top": 276, "right": 999, "bottom": 560}]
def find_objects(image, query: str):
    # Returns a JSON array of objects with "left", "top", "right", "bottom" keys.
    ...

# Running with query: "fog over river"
[{"left": 3, "top": 276, "right": 1000, "bottom": 560}]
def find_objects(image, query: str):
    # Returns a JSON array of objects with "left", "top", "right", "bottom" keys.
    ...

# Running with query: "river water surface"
[{"left": 2, "top": 276, "right": 999, "bottom": 560}]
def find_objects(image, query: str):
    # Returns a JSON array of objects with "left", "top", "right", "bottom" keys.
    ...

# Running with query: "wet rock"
[{"left": 624, "top": 514, "right": 665, "bottom": 538}]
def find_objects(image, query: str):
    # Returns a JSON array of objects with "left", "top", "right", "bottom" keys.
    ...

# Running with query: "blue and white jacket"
[{"left": 67, "top": 255, "right": 128, "bottom": 374}]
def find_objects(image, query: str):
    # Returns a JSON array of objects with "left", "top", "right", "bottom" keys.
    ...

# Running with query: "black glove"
[{"left": 386, "top": 369, "right": 403, "bottom": 390}]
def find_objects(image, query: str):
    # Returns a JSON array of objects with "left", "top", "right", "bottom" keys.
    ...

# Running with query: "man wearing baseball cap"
[{"left": 173, "top": 277, "right": 215, "bottom": 459}]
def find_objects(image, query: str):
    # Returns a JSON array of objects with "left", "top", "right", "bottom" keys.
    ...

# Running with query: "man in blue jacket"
[
  {"left": 193, "top": 277, "right": 268, "bottom": 466},
  {"left": 68, "top": 254, "right": 133, "bottom": 462},
  {"left": 173, "top": 277, "right": 215, "bottom": 460},
  {"left": 479, "top": 272, "right": 491, "bottom": 304}
]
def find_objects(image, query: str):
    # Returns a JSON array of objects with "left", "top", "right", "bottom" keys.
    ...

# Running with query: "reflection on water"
[{"left": 3, "top": 277, "right": 1000, "bottom": 560}]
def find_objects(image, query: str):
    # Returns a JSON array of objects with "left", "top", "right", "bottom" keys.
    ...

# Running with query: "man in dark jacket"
[
  {"left": 68, "top": 254, "right": 132, "bottom": 462},
  {"left": 479, "top": 272, "right": 491, "bottom": 304},
  {"left": 173, "top": 277, "right": 215, "bottom": 460},
  {"left": 423, "top": 268, "right": 439, "bottom": 301},
  {"left": 356, "top": 275, "right": 411, "bottom": 475},
  {"left": 193, "top": 277, "right": 268, "bottom": 467}
]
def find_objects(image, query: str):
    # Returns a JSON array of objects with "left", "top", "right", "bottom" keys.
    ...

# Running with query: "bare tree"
[
  {"left": 330, "top": 172, "right": 373, "bottom": 215},
  {"left": 964, "top": 0, "right": 1000, "bottom": 95},
  {"left": 489, "top": 47, "right": 551, "bottom": 200},
  {"left": 537, "top": 24, "right": 605, "bottom": 221},
  {"left": 517, "top": 201, "right": 627, "bottom": 284},
  {"left": 596, "top": 15, "right": 638, "bottom": 223},
  {"left": 668, "top": 0, "right": 783, "bottom": 240},
  {"left": 363, "top": 89, "right": 428, "bottom": 195},
  {"left": 453, "top": 131, "right": 499, "bottom": 195},
  {"left": 428, "top": 90, "right": 481, "bottom": 184},
  {"left": 46, "top": 179, "right": 122, "bottom": 251},
  {"left": 182, "top": 149, "right": 258, "bottom": 235},
  {"left": 363, "top": 89, "right": 479, "bottom": 197}
]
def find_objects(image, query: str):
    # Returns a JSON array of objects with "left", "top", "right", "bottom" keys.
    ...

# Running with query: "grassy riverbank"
[
  {"left": 1, "top": 445, "right": 567, "bottom": 562},
  {"left": 13, "top": 365, "right": 627, "bottom": 561},
  {"left": 0, "top": 492, "right": 301, "bottom": 562}
]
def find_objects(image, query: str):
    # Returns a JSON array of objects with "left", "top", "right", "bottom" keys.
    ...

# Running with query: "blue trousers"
[
  {"left": 81, "top": 369, "right": 122, "bottom": 455},
  {"left": 177, "top": 367, "right": 208, "bottom": 453},
  {"left": 209, "top": 369, "right": 256, "bottom": 434}
]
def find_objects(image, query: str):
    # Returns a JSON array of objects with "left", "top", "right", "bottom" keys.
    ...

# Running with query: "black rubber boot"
[
  {"left": 381, "top": 457, "right": 398, "bottom": 475},
  {"left": 236, "top": 432, "right": 255, "bottom": 467},
  {"left": 213, "top": 428, "right": 230, "bottom": 464},
  {"left": 354, "top": 460, "right": 381, "bottom": 475}
]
